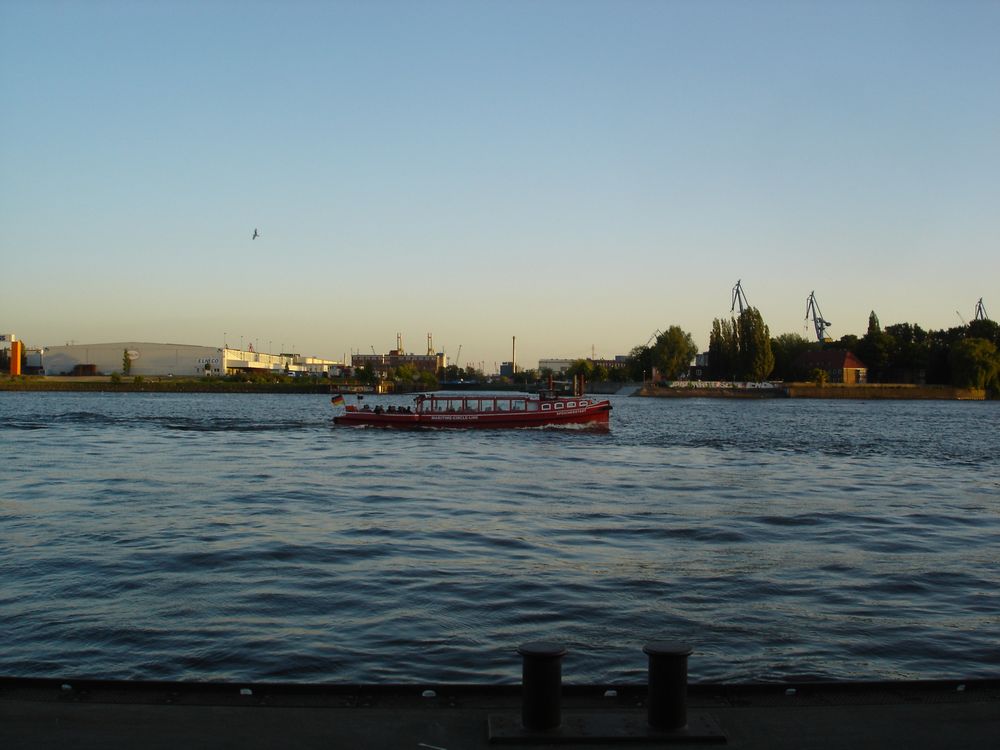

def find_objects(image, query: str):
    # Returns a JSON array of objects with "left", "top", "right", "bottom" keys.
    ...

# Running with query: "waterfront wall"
[
  {"left": 636, "top": 386, "right": 783, "bottom": 399},
  {"left": 635, "top": 381, "right": 784, "bottom": 398},
  {"left": 783, "top": 383, "right": 986, "bottom": 400}
]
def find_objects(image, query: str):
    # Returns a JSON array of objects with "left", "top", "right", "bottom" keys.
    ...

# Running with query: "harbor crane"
[
  {"left": 805, "top": 291, "right": 833, "bottom": 342},
  {"left": 974, "top": 298, "right": 989, "bottom": 321},
  {"left": 731, "top": 280, "right": 750, "bottom": 315}
]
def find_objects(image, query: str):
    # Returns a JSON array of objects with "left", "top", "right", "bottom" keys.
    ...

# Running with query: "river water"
[{"left": 1, "top": 391, "right": 998, "bottom": 685}]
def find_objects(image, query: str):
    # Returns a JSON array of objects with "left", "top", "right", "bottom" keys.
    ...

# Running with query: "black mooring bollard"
[
  {"left": 517, "top": 641, "right": 566, "bottom": 731},
  {"left": 643, "top": 641, "right": 692, "bottom": 730}
]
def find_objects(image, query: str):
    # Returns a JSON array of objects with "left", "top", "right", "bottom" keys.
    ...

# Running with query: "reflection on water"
[{"left": 1, "top": 392, "right": 998, "bottom": 683}]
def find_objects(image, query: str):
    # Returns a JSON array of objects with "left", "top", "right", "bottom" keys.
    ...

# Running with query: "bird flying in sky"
[{"left": 252, "top": 228, "right": 260, "bottom": 240}]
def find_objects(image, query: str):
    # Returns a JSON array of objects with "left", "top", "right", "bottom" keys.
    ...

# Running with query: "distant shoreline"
[
  {"left": 634, "top": 383, "right": 988, "bottom": 400},
  {"left": 0, "top": 376, "right": 332, "bottom": 394},
  {"left": 0, "top": 377, "right": 989, "bottom": 400}
]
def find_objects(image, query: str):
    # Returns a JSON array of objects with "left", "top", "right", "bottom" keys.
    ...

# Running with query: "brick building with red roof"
[{"left": 793, "top": 350, "right": 868, "bottom": 384}]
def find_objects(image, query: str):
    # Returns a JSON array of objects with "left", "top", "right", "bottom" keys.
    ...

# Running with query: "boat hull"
[{"left": 333, "top": 399, "right": 611, "bottom": 429}]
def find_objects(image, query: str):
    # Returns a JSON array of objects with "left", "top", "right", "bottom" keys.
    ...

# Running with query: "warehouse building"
[{"left": 39, "top": 342, "right": 341, "bottom": 378}]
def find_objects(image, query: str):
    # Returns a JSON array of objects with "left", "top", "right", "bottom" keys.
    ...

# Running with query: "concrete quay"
[{"left": 2, "top": 677, "right": 997, "bottom": 749}]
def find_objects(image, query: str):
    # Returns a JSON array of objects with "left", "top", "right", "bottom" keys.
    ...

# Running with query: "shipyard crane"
[
  {"left": 455, "top": 344, "right": 463, "bottom": 367},
  {"left": 805, "top": 291, "right": 833, "bottom": 342},
  {"left": 731, "top": 280, "right": 750, "bottom": 315},
  {"left": 974, "top": 298, "right": 989, "bottom": 321}
]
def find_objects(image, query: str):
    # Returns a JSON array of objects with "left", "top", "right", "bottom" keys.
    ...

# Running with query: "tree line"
[
  {"left": 349, "top": 309, "right": 1000, "bottom": 397},
  {"left": 622, "top": 307, "right": 1000, "bottom": 396}
]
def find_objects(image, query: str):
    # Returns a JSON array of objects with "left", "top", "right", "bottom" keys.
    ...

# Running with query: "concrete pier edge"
[{"left": 2, "top": 676, "right": 998, "bottom": 749}]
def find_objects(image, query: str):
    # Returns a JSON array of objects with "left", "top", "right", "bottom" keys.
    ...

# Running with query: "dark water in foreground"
[{"left": 1, "top": 392, "right": 998, "bottom": 685}]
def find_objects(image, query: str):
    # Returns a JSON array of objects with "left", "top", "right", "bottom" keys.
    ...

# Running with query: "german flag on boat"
[{"left": 331, "top": 393, "right": 345, "bottom": 407}]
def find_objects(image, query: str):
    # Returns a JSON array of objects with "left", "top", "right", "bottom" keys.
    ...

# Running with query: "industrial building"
[
  {"left": 793, "top": 350, "right": 868, "bottom": 384},
  {"left": 35, "top": 342, "right": 342, "bottom": 378},
  {"left": 351, "top": 350, "right": 446, "bottom": 377},
  {"left": 538, "top": 356, "right": 629, "bottom": 374},
  {"left": 351, "top": 333, "right": 447, "bottom": 377}
]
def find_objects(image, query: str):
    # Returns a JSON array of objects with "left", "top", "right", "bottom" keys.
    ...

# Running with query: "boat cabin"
[{"left": 416, "top": 395, "right": 598, "bottom": 414}]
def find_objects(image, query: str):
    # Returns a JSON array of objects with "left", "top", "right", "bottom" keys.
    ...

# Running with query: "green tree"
[
  {"left": 357, "top": 365, "right": 377, "bottom": 386},
  {"left": 967, "top": 319, "right": 1000, "bottom": 348},
  {"left": 810, "top": 368, "right": 829, "bottom": 386},
  {"left": 770, "top": 333, "right": 815, "bottom": 381},
  {"left": 395, "top": 363, "right": 419, "bottom": 383},
  {"left": 866, "top": 311, "right": 881, "bottom": 337},
  {"left": 418, "top": 370, "right": 438, "bottom": 388},
  {"left": 833, "top": 334, "right": 859, "bottom": 351},
  {"left": 608, "top": 364, "right": 630, "bottom": 383},
  {"left": 925, "top": 326, "right": 966, "bottom": 384},
  {"left": 856, "top": 323, "right": 894, "bottom": 382},
  {"left": 122, "top": 349, "right": 132, "bottom": 376},
  {"left": 708, "top": 318, "right": 738, "bottom": 379},
  {"left": 511, "top": 367, "right": 538, "bottom": 386},
  {"left": 566, "top": 359, "right": 594, "bottom": 380},
  {"left": 652, "top": 326, "right": 698, "bottom": 380},
  {"left": 627, "top": 344, "right": 654, "bottom": 381},
  {"left": 949, "top": 338, "right": 1000, "bottom": 393},
  {"left": 884, "top": 322, "right": 929, "bottom": 380},
  {"left": 736, "top": 307, "right": 774, "bottom": 381}
]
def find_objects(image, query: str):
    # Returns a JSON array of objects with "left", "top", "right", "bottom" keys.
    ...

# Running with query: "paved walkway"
[{"left": 3, "top": 678, "right": 997, "bottom": 749}]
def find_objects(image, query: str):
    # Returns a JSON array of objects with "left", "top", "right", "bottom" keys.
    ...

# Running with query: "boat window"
[
  {"left": 568, "top": 401, "right": 576, "bottom": 408},
  {"left": 554, "top": 402, "right": 564, "bottom": 409},
  {"left": 542, "top": 403, "right": 551, "bottom": 411},
  {"left": 511, "top": 400, "right": 525, "bottom": 411}
]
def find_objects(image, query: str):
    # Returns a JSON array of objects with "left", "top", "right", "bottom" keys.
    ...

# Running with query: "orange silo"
[{"left": 9, "top": 340, "right": 23, "bottom": 376}]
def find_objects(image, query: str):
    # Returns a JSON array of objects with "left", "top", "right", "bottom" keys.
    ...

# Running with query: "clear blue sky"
[{"left": 2, "top": 0, "right": 997, "bottom": 368}]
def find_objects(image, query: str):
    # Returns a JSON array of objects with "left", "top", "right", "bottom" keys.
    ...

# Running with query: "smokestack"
[{"left": 512, "top": 336, "right": 517, "bottom": 374}]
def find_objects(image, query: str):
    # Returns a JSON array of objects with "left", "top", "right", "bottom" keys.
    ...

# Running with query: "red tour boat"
[{"left": 333, "top": 390, "right": 611, "bottom": 429}]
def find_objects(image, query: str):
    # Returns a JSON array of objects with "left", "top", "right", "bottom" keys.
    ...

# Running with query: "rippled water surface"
[{"left": 2, "top": 392, "right": 998, "bottom": 684}]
